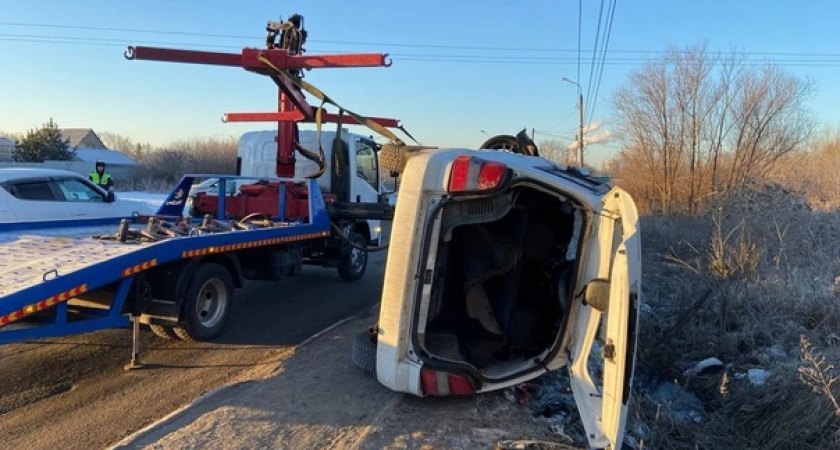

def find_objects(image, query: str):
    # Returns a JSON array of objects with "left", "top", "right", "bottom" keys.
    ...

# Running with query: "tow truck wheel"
[
  {"left": 149, "top": 324, "right": 180, "bottom": 340},
  {"left": 174, "top": 263, "right": 234, "bottom": 341},
  {"left": 338, "top": 232, "right": 368, "bottom": 282}
]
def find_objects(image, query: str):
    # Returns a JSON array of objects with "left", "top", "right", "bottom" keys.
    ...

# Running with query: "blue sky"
[{"left": 1, "top": 1, "right": 839, "bottom": 167}]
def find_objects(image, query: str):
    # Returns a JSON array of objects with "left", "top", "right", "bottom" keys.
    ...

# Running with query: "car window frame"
[
  {"left": 52, "top": 176, "right": 107, "bottom": 203},
  {"left": 0, "top": 176, "right": 63, "bottom": 202}
]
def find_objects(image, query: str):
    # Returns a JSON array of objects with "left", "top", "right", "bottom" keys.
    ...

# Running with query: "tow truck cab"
[{"left": 374, "top": 148, "right": 641, "bottom": 450}]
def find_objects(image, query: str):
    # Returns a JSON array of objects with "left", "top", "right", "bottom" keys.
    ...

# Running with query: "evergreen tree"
[{"left": 13, "top": 118, "right": 76, "bottom": 162}]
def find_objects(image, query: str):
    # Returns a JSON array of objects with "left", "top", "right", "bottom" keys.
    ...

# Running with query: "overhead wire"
[
  {"left": 587, "top": 0, "right": 618, "bottom": 127},
  {"left": 3, "top": 21, "right": 840, "bottom": 58},
  {"left": 577, "top": 0, "right": 583, "bottom": 86},
  {"left": 3, "top": 34, "right": 840, "bottom": 67},
  {"left": 1, "top": 21, "right": 840, "bottom": 70},
  {"left": 584, "top": 0, "right": 606, "bottom": 113}
]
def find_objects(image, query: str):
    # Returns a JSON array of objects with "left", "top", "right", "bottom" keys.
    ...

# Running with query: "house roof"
[
  {"left": 74, "top": 148, "right": 137, "bottom": 166},
  {"left": 0, "top": 137, "right": 14, "bottom": 146},
  {"left": 59, "top": 128, "right": 106, "bottom": 149}
]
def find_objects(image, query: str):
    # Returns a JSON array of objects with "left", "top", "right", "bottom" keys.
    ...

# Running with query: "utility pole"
[
  {"left": 577, "top": 92, "right": 584, "bottom": 167},
  {"left": 562, "top": 77, "right": 584, "bottom": 167}
]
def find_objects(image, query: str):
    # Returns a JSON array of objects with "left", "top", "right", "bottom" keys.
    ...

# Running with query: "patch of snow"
[
  {"left": 747, "top": 368, "right": 772, "bottom": 386},
  {"left": 766, "top": 345, "right": 787, "bottom": 362},
  {"left": 117, "top": 191, "right": 168, "bottom": 210}
]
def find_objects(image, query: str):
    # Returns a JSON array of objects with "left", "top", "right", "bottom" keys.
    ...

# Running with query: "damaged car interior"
[{"left": 419, "top": 184, "right": 583, "bottom": 378}]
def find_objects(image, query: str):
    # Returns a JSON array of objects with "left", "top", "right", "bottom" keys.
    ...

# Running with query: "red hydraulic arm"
[{"left": 125, "top": 19, "right": 400, "bottom": 178}]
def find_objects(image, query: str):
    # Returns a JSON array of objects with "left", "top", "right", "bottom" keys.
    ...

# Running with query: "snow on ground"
[{"left": 117, "top": 191, "right": 169, "bottom": 211}]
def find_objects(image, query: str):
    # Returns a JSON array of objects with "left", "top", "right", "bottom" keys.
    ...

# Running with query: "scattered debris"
[
  {"left": 747, "top": 368, "right": 772, "bottom": 386},
  {"left": 683, "top": 357, "right": 725, "bottom": 377}
]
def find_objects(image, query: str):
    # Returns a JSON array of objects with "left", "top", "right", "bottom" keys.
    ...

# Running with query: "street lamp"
[{"left": 562, "top": 77, "right": 585, "bottom": 167}]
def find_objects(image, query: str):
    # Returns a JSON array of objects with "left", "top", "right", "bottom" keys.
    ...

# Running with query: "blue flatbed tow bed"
[{"left": 0, "top": 175, "right": 333, "bottom": 359}]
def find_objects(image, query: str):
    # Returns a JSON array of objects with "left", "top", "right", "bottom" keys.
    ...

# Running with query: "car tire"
[
  {"left": 173, "top": 263, "right": 234, "bottom": 342},
  {"left": 149, "top": 324, "right": 180, "bottom": 340},
  {"left": 337, "top": 233, "right": 367, "bottom": 282},
  {"left": 352, "top": 331, "right": 377, "bottom": 375}
]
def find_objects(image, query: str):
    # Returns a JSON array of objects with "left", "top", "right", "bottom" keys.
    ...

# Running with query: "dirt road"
[{"left": 0, "top": 255, "right": 384, "bottom": 450}]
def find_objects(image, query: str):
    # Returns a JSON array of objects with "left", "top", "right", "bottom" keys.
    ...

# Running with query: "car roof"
[{"left": 0, "top": 167, "right": 84, "bottom": 182}]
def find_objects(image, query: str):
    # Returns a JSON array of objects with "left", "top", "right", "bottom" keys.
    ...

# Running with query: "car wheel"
[
  {"left": 174, "top": 263, "right": 234, "bottom": 341},
  {"left": 337, "top": 233, "right": 367, "bottom": 282},
  {"left": 149, "top": 324, "right": 180, "bottom": 340},
  {"left": 352, "top": 331, "right": 377, "bottom": 375}
]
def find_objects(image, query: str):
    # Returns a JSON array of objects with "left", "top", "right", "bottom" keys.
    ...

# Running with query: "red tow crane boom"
[{"left": 124, "top": 14, "right": 402, "bottom": 178}]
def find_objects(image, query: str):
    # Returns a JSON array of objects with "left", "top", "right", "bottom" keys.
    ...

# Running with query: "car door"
[
  {"left": 568, "top": 187, "right": 641, "bottom": 449},
  {"left": 2, "top": 178, "right": 72, "bottom": 221},
  {"left": 53, "top": 177, "right": 112, "bottom": 219},
  {"left": 0, "top": 188, "right": 13, "bottom": 221}
]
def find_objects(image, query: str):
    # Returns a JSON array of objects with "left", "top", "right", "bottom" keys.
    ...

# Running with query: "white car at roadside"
[
  {"left": 0, "top": 168, "right": 154, "bottom": 223},
  {"left": 355, "top": 147, "right": 641, "bottom": 450}
]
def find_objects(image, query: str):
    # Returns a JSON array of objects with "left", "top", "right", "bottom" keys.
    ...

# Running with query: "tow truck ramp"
[{"left": 0, "top": 176, "right": 330, "bottom": 348}]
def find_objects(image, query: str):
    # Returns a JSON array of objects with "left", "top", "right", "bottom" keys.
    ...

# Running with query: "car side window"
[
  {"left": 55, "top": 179, "right": 104, "bottom": 202},
  {"left": 355, "top": 140, "right": 379, "bottom": 190},
  {"left": 6, "top": 180, "right": 58, "bottom": 201}
]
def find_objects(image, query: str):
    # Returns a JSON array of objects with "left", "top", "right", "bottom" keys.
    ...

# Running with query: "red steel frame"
[{"left": 125, "top": 46, "right": 400, "bottom": 177}]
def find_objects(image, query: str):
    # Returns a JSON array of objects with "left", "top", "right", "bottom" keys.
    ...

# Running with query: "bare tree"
[
  {"left": 99, "top": 131, "right": 154, "bottom": 159},
  {"left": 613, "top": 43, "right": 814, "bottom": 214},
  {"left": 536, "top": 139, "right": 568, "bottom": 164}
]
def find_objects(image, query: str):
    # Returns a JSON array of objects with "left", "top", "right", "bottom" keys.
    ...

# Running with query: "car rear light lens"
[
  {"left": 421, "top": 368, "right": 476, "bottom": 396},
  {"left": 448, "top": 155, "right": 509, "bottom": 194}
]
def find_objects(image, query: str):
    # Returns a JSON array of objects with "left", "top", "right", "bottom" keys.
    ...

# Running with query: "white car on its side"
[
  {"left": 355, "top": 146, "right": 641, "bottom": 450},
  {"left": 0, "top": 168, "right": 154, "bottom": 223}
]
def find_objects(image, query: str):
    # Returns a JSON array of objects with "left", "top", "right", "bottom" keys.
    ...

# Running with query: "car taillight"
[
  {"left": 420, "top": 368, "right": 476, "bottom": 396},
  {"left": 448, "top": 155, "right": 509, "bottom": 194}
]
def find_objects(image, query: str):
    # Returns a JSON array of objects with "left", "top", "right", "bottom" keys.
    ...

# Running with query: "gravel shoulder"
[{"left": 113, "top": 311, "right": 583, "bottom": 450}]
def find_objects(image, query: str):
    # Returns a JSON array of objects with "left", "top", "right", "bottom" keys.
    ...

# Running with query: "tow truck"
[{"left": 0, "top": 14, "right": 413, "bottom": 366}]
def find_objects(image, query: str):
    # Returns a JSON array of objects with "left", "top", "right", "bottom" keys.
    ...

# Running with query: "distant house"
[
  {"left": 0, "top": 130, "right": 138, "bottom": 182},
  {"left": 60, "top": 128, "right": 107, "bottom": 150},
  {"left": 73, "top": 148, "right": 136, "bottom": 167},
  {"left": 0, "top": 137, "right": 14, "bottom": 162}
]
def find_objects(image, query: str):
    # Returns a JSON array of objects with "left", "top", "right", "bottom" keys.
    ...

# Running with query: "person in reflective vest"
[{"left": 89, "top": 160, "right": 114, "bottom": 192}]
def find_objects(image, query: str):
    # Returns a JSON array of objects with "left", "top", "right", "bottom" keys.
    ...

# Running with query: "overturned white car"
[{"left": 354, "top": 140, "right": 641, "bottom": 449}]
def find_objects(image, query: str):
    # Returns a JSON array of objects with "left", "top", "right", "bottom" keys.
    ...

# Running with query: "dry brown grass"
[{"left": 633, "top": 183, "right": 840, "bottom": 448}]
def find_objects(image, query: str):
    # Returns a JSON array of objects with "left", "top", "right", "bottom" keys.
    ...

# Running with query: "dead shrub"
[
  {"left": 713, "top": 367, "right": 838, "bottom": 449},
  {"left": 122, "top": 136, "right": 237, "bottom": 192}
]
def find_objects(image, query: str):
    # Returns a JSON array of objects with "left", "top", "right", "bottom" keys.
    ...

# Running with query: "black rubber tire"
[
  {"left": 479, "top": 134, "right": 518, "bottom": 151},
  {"left": 149, "top": 324, "right": 180, "bottom": 340},
  {"left": 173, "top": 263, "right": 234, "bottom": 342},
  {"left": 351, "top": 331, "right": 377, "bottom": 375},
  {"left": 337, "top": 233, "right": 368, "bottom": 282}
]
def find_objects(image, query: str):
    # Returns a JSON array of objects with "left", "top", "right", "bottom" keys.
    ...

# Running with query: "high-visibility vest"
[{"left": 90, "top": 172, "right": 112, "bottom": 186}]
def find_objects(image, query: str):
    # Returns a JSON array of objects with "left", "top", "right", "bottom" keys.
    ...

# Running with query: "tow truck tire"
[
  {"left": 351, "top": 331, "right": 377, "bottom": 375},
  {"left": 174, "top": 263, "right": 234, "bottom": 342},
  {"left": 338, "top": 233, "right": 368, "bottom": 282},
  {"left": 149, "top": 324, "right": 180, "bottom": 340}
]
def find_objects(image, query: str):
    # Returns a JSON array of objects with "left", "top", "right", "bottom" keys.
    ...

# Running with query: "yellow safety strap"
[{"left": 258, "top": 54, "right": 419, "bottom": 147}]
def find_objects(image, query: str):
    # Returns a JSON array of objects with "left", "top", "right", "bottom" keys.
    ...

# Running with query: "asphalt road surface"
[{"left": 0, "top": 253, "right": 385, "bottom": 450}]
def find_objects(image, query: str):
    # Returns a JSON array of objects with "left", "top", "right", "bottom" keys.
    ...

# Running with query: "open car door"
[{"left": 569, "top": 187, "right": 641, "bottom": 449}]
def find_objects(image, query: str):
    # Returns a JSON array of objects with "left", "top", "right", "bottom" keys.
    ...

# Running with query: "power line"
[
  {"left": 577, "top": 0, "right": 583, "bottom": 86},
  {"left": 585, "top": 0, "right": 606, "bottom": 113},
  {"left": 587, "top": 0, "right": 617, "bottom": 126},
  {"left": 5, "top": 21, "right": 840, "bottom": 58},
  {"left": 4, "top": 34, "right": 840, "bottom": 68}
]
